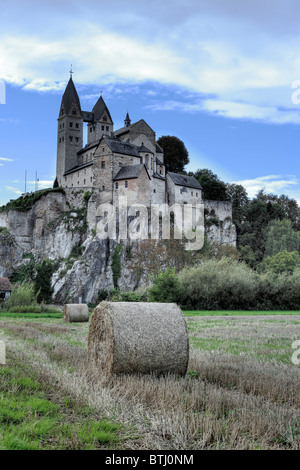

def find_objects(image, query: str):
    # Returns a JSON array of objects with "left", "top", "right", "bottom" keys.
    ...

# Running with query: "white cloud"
[
  {"left": 27, "top": 180, "right": 53, "bottom": 188},
  {"left": 5, "top": 186, "right": 22, "bottom": 195},
  {"left": 0, "top": 158, "right": 13, "bottom": 162},
  {"left": 1, "top": 2, "right": 300, "bottom": 124},
  {"left": 231, "top": 175, "right": 299, "bottom": 199}
]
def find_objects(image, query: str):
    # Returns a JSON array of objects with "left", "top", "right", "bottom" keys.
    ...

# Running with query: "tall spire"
[
  {"left": 59, "top": 74, "right": 82, "bottom": 117},
  {"left": 124, "top": 111, "right": 131, "bottom": 127}
]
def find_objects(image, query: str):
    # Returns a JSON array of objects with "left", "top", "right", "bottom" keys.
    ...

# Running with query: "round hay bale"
[
  {"left": 88, "top": 301, "right": 189, "bottom": 376},
  {"left": 63, "top": 304, "right": 89, "bottom": 323}
]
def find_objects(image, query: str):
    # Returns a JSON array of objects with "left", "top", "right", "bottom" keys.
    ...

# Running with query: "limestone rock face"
[{"left": 0, "top": 190, "right": 237, "bottom": 303}]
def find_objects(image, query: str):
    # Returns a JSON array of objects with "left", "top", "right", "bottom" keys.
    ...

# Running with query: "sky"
[{"left": 0, "top": 0, "right": 300, "bottom": 206}]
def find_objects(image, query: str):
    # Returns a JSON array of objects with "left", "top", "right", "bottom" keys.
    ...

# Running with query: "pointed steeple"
[
  {"left": 124, "top": 112, "right": 131, "bottom": 127},
  {"left": 92, "top": 95, "right": 113, "bottom": 123},
  {"left": 59, "top": 77, "right": 82, "bottom": 117}
]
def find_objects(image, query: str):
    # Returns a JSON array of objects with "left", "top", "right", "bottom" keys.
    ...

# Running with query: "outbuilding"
[{"left": 0, "top": 277, "right": 13, "bottom": 300}]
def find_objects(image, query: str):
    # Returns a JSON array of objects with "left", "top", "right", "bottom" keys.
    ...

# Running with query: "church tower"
[
  {"left": 87, "top": 95, "right": 114, "bottom": 144},
  {"left": 56, "top": 74, "right": 83, "bottom": 185}
]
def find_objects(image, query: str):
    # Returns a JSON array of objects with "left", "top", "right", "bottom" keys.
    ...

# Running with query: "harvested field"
[{"left": 0, "top": 314, "right": 299, "bottom": 450}]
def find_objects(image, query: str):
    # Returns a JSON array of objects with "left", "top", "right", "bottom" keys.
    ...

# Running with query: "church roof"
[
  {"left": 113, "top": 164, "right": 150, "bottom": 181},
  {"left": 92, "top": 96, "right": 113, "bottom": 123},
  {"left": 60, "top": 77, "right": 82, "bottom": 116},
  {"left": 0, "top": 277, "right": 13, "bottom": 292},
  {"left": 156, "top": 142, "right": 164, "bottom": 153},
  {"left": 139, "top": 145, "right": 153, "bottom": 154},
  {"left": 104, "top": 137, "right": 141, "bottom": 157},
  {"left": 167, "top": 172, "right": 202, "bottom": 190},
  {"left": 64, "top": 161, "right": 93, "bottom": 176}
]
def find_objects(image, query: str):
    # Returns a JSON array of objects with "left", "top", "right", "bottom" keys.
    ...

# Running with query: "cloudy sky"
[{"left": 0, "top": 0, "right": 300, "bottom": 205}]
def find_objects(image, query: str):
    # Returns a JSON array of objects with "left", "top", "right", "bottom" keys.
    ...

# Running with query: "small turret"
[{"left": 124, "top": 112, "right": 131, "bottom": 128}]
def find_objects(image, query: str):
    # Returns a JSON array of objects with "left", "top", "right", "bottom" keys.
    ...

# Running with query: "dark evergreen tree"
[{"left": 157, "top": 135, "right": 189, "bottom": 173}]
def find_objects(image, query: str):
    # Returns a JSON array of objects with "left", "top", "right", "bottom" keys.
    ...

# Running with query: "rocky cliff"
[{"left": 0, "top": 189, "right": 236, "bottom": 303}]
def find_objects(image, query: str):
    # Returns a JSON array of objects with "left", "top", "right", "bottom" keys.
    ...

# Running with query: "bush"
[
  {"left": 4, "top": 282, "right": 38, "bottom": 309},
  {"left": 109, "top": 289, "right": 148, "bottom": 302},
  {"left": 180, "top": 258, "right": 259, "bottom": 310},
  {"left": 148, "top": 268, "right": 182, "bottom": 303}
]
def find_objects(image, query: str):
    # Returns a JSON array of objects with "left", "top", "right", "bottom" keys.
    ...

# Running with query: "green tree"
[
  {"left": 190, "top": 169, "right": 228, "bottom": 201},
  {"left": 157, "top": 135, "right": 189, "bottom": 173},
  {"left": 149, "top": 268, "right": 182, "bottom": 303},
  {"left": 34, "top": 259, "right": 55, "bottom": 303},
  {"left": 260, "top": 250, "right": 300, "bottom": 275},
  {"left": 264, "top": 219, "right": 300, "bottom": 257}
]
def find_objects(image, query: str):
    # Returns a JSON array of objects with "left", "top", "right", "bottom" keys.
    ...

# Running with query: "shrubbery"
[
  {"left": 144, "top": 258, "right": 300, "bottom": 310},
  {"left": 148, "top": 268, "right": 182, "bottom": 303},
  {"left": 179, "top": 258, "right": 258, "bottom": 310},
  {"left": 1, "top": 282, "right": 59, "bottom": 313}
]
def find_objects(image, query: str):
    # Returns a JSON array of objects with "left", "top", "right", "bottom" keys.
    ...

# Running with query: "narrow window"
[
  {"left": 102, "top": 185, "right": 105, "bottom": 190},
  {"left": 191, "top": 191, "right": 193, "bottom": 196},
  {"left": 196, "top": 193, "right": 198, "bottom": 197},
  {"left": 72, "top": 109, "right": 76, "bottom": 115},
  {"left": 153, "top": 189, "right": 156, "bottom": 193},
  {"left": 70, "top": 122, "right": 73, "bottom": 127},
  {"left": 84, "top": 179, "right": 86, "bottom": 185},
  {"left": 106, "top": 126, "right": 109, "bottom": 131},
  {"left": 76, "top": 123, "right": 79, "bottom": 128},
  {"left": 69, "top": 136, "right": 73, "bottom": 142},
  {"left": 101, "top": 161, "right": 105, "bottom": 169},
  {"left": 101, "top": 125, "right": 104, "bottom": 131},
  {"left": 90, "top": 127, "right": 92, "bottom": 132},
  {"left": 115, "top": 182, "right": 119, "bottom": 189},
  {"left": 145, "top": 154, "right": 149, "bottom": 168},
  {"left": 125, "top": 181, "right": 128, "bottom": 188}
]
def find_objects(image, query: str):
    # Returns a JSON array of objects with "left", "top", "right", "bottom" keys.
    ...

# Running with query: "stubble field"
[{"left": 0, "top": 313, "right": 299, "bottom": 450}]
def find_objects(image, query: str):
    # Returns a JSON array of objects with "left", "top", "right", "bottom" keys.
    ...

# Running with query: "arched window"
[{"left": 145, "top": 154, "right": 149, "bottom": 168}]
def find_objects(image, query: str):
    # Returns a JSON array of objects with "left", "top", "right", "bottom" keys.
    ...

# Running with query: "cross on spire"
[{"left": 69, "top": 64, "right": 73, "bottom": 78}]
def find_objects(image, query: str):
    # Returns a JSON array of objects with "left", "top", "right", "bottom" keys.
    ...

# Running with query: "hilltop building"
[{"left": 56, "top": 76, "right": 202, "bottom": 206}]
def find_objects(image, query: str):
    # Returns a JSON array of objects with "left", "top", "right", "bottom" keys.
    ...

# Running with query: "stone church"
[{"left": 56, "top": 76, "right": 203, "bottom": 207}]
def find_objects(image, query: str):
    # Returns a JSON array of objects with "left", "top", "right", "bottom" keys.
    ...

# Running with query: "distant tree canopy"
[
  {"left": 260, "top": 250, "right": 300, "bottom": 275},
  {"left": 157, "top": 135, "right": 189, "bottom": 173},
  {"left": 188, "top": 169, "right": 228, "bottom": 201},
  {"left": 264, "top": 219, "right": 300, "bottom": 257}
]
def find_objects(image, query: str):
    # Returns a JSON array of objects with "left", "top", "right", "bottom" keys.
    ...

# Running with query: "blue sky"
[{"left": 0, "top": 0, "right": 300, "bottom": 206}]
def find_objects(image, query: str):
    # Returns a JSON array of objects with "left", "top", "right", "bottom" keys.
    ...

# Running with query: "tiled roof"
[
  {"left": 167, "top": 172, "right": 202, "bottom": 190},
  {"left": 0, "top": 277, "right": 13, "bottom": 291},
  {"left": 113, "top": 164, "right": 150, "bottom": 181},
  {"left": 139, "top": 145, "right": 153, "bottom": 154},
  {"left": 105, "top": 137, "right": 141, "bottom": 157},
  {"left": 63, "top": 161, "right": 93, "bottom": 176},
  {"left": 156, "top": 142, "right": 164, "bottom": 153}
]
